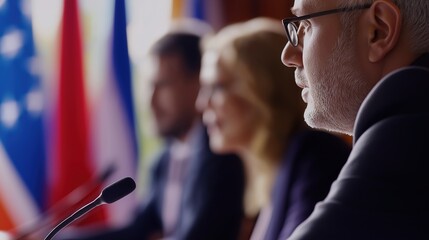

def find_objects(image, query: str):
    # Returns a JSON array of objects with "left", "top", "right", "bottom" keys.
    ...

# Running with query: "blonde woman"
[{"left": 196, "top": 18, "right": 350, "bottom": 240}]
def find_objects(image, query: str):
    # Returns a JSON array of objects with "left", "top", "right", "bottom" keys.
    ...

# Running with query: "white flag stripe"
[
  {"left": 91, "top": 68, "right": 137, "bottom": 226},
  {"left": 0, "top": 143, "right": 39, "bottom": 227}
]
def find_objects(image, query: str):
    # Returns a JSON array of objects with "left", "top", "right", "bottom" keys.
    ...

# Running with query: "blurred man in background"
[{"left": 62, "top": 21, "right": 245, "bottom": 240}]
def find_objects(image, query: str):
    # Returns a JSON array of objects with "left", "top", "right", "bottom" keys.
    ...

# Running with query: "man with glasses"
[{"left": 282, "top": 0, "right": 429, "bottom": 239}]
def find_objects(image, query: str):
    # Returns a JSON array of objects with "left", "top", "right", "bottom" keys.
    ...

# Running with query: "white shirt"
[{"left": 162, "top": 123, "right": 200, "bottom": 236}]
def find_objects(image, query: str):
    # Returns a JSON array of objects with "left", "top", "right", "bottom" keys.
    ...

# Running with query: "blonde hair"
[{"left": 202, "top": 18, "right": 306, "bottom": 215}]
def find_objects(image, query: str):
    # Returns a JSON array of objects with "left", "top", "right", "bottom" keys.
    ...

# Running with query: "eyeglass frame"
[{"left": 282, "top": 4, "right": 372, "bottom": 47}]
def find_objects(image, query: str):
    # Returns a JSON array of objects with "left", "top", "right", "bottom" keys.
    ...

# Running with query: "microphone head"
[{"left": 100, "top": 177, "right": 136, "bottom": 204}]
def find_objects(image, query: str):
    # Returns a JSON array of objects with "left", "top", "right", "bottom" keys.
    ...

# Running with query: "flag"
[
  {"left": 189, "top": 0, "right": 204, "bottom": 20},
  {"left": 0, "top": 143, "right": 40, "bottom": 232},
  {"left": 90, "top": 0, "right": 138, "bottom": 226},
  {"left": 0, "top": 0, "right": 46, "bottom": 231},
  {"left": 48, "top": 0, "right": 107, "bottom": 227},
  {"left": 172, "top": 0, "right": 203, "bottom": 19},
  {"left": 171, "top": 0, "right": 185, "bottom": 19},
  {"left": 171, "top": 0, "right": 223, "bottom": 30}
]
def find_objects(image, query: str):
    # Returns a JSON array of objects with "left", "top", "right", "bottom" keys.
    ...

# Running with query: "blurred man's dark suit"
[
  {"left": 66, "top": 123, "right": 245, "bottom": 240},
  {"left": 288, "top": 54, "right": 429, "bottom": 240}
]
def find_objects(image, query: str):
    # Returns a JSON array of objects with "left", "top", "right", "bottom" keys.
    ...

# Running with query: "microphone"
[
  {"left": 43, "top": 177, "right": 136, "bottom": 240},
  {"left": 13, "top": 163, "right": 117, "bottom": 240}
]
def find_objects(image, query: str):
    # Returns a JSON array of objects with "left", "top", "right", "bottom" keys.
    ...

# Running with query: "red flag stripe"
[{"left": 49, "top": 0, "right": 106, "bottom": 226}]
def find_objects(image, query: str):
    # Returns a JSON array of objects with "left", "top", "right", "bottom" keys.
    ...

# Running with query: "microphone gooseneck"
[
  {"left": 14, "top": 164, "right": 117, "bottom": 240},
  {"left": 43, "top": 197, "right": 103, "bottom": 240},
  {"left": 44, "top": 177, "right": 136, "bottom": 240}
]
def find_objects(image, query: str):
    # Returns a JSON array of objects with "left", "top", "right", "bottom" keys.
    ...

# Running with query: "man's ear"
[{"left": 366, "top": 0, "right": 402, "bottom": 62}]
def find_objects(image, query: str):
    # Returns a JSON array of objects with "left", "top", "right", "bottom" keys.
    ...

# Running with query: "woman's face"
[{"left": 196, "top": 51, "right": 258, "bottom": 154}]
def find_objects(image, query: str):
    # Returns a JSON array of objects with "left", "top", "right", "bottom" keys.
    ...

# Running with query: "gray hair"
[{"left": 341, "top": 0, "right": 429, "bottom": 53}]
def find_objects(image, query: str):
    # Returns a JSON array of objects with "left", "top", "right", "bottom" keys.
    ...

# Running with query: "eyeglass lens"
[{"left": 287, "top": 23, "right": 298, "bottom": 46}]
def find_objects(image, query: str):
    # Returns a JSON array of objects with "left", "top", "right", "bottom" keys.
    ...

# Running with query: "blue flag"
[
  {"left": 112, "top": 0, "right": 138, "bottom": 156},
  {"left": 89, "top": 0, "right": 138, "bottom": 225},
  {"left": 0, "top": 0, "right": 46, "bottom": 212},
  {"left": 190, "top": 0, "right": 205, "bottom": 20}
]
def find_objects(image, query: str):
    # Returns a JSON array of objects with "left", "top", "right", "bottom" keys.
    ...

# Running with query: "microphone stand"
[
  {"left": 44, "top": 197, "right": 104, "bottom": 240},
  {"left": 13, "top": 164, "right": 116, "bottom": 240},
  {"left": 42, "top": 177, "right": 135, "bottom": 240}
]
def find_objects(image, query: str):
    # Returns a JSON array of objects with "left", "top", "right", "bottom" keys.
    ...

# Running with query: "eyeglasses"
[{"left": 282, "top": 4, "right": 372, "bottom": 47}]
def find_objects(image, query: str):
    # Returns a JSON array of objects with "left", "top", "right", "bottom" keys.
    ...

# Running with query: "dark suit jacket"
[
  {"left": 264, "top": 130, "right": 350, "bottom": 240},
  {"left": 67, "top": 124, "right": 245, "bottom": 240},
  {"left": 288, "top": 54, "right": 429, "bottom": 240}
]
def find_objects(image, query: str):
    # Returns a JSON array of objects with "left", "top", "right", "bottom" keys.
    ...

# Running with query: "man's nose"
[{"left": 281, "top": 41, "right": 303, "bottom": 68}]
